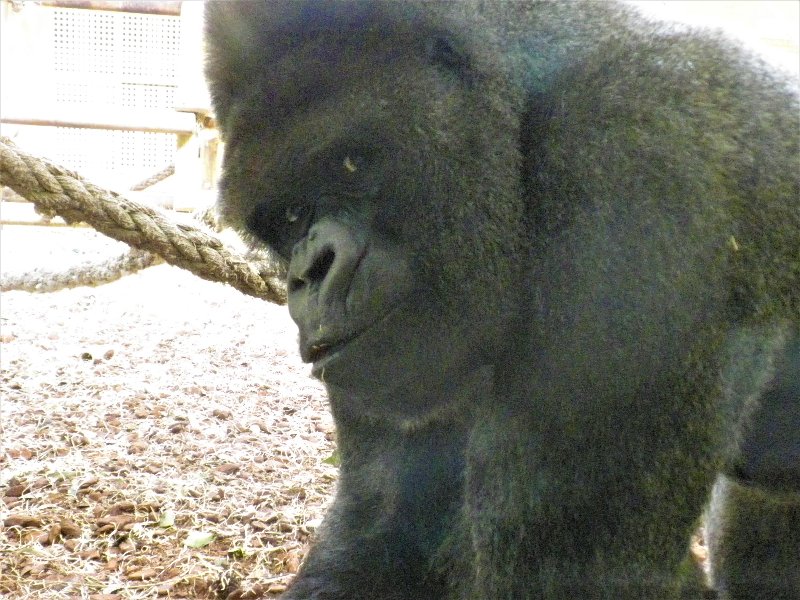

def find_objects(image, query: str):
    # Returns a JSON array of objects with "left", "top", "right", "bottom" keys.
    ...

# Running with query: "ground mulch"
[{"left": 1, "top": 226, "right": 335, "bottom": 599}]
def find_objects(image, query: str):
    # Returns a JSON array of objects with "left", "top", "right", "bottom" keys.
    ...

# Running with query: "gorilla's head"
[{"left": 206, "top": 1, "right": 528, "bottom": 421}]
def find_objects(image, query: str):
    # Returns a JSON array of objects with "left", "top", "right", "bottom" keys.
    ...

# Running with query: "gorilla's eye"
[
  {"left": 343, "top": 156, "right": 357, "bottom": 173},
  {"left": 285, "top": 204, "right": 306, "bottom": 223},
  {"left": 342, "top": 155, "right": 364, "bottom": 174}
]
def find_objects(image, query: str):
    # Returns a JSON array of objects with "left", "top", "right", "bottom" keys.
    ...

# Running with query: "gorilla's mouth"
[
  {"left": 303, "top": 334, "right": 356, "bottom": 366},
  {"left": 303, "top": 305, "right": 407, "bottom": 373},
  {"left": 308, "top": 341, "right": 335, "bottom": 362}
]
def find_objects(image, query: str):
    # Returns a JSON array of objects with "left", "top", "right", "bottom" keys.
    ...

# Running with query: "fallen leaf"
[{"left": 184, "top": 530, "right": 215, "bottom": 548}]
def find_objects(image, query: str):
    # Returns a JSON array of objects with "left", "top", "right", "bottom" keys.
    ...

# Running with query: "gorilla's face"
[{"left": 209, "top": 2, "right": 527, "bottom": 420}]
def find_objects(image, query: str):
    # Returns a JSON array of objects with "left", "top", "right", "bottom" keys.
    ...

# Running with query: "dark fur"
[{"left": 204, "top": 2, "right": 800, "bottom": 598}]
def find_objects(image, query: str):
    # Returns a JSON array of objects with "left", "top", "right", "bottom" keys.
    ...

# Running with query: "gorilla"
[{"left": 204, "top": 1, "right": 800, "bottom": 598}]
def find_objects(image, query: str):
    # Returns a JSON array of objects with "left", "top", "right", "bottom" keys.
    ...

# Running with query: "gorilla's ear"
[{"left": 425, "top": 34, "right": 472, "bottom": 81}]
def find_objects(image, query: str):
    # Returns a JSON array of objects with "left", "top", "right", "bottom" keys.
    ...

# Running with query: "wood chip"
[{"left": 4, "top": 514, "right": 43, "bottom": 528}]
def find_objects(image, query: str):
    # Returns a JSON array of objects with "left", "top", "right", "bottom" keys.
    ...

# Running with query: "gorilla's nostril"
[
  {"left": 307, "top": 247, "right": 336, "bottom": 284},
  {"left": 288, "top": 247, "right": 336, "bottom": 294},
  {"left": 288, "top": 276, "right": 305, "bottom": 294}
]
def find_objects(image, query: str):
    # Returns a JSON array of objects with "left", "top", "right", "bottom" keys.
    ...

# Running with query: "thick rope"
[
  {"left": 130, "top": 163, "right": 175, "bottom": 191},
  {"left": 0, "top": 136, "right": 287, "bottom": 304},
  {"left": 1, "top": 248, "right": 163, "bottom": 293},
  {"left": 1, "top": 161, "right": 172, "bottom": 293}
]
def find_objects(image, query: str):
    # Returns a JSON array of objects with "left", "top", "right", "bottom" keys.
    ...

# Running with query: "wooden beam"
[
  {"left": 1, "top": 105, "right": 196, "bottom": 134},
  {"left": 38, "top": 1, "right": 182, "bottom": 16}
]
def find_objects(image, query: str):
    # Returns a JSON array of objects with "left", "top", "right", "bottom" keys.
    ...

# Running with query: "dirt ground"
[{"left": 0, "top": 226, "right": 335, "bottom": 599}]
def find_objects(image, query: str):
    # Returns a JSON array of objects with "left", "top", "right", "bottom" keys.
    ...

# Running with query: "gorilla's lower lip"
[
  {"left": 309, "top": 340, "right": 349, "bottom": 375},
  {"left": 309, "top": 339, "right": 353, "bottom": 364},
  {"left": 306, "top": 306, "right": 402, "bottom": 372},
  {"left": 305, "top": 333, "right": 356, "bottom": 366}
]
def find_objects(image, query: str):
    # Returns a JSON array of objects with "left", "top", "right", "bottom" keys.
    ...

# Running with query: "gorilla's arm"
[
  {"left": 708, "top": 332, "right": 800, "bottom": 597},
  {"left": 283, "top": 402, "right": 473, "bottom": 600},
  {"left": 736, "top": 333, "right": 800, "bottom": 489}
]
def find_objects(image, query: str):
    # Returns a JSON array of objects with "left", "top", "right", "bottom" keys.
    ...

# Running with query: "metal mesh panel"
[
  {"left": 42, "top": 7, "right": 182, "bottom": 189},
  {"left": 120, "top": 12, "right": 181, "bottom": 85},
  {"left": 52, "top": 9, "right": 117, "bottom": 77},
  {"left": 121, "top": 82, "right": 175, "bottom": 110},
  {"left": 51, "top": 8, "right": 180, "bottom": 107},
  {"left": 52, "top": 128, "right": 177, "bottom": 188}
]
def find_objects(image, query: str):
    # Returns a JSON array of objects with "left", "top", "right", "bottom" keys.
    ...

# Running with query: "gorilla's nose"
[{"left": 287, "top": 219, "right": 364, "bottom": 321}]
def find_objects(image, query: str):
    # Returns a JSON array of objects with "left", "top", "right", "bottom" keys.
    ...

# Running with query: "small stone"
[
  {"left": 126, "top": 566, "right": 157, "bottom": 580},
  {"left": 29, "top": 477, "right": 49, "bottom": 490},
  {"left": 4, "top": 514, "right": 43, "bottom": 528},
  {"left": 63, "top": 539, "right": 80, "bottom": 552},
  {"left": 212, "top": 408, "right": 232, "bottom": 420},
  {"left": 59, "top": 519, "right": 82, "bottom": 538},
  {"left": 107, "top": 501, "right": 136, "bottom": 515},
  {"left": 4, "top": 484, "right": 25, "bottom": 497},
  {"left": 215, "top": 462, "right": 240, "bottom": 475},
  {"left": 45, "top": 523, "right": 61, "bottom": 545},
  {"left": 128, "top": 440, "right": 148, "bottom": 454},
  {"left": 77, "top": 475, "right": 99, "bottom": 489},
  {"left": 96, "top": 514, "right": 136, "bottom": 530},
  {"left": 6, "top": 447, "right": 33, "bottom": 459},
  {"left": 253, "top": 419, "right": 270, "bottom": 433}
]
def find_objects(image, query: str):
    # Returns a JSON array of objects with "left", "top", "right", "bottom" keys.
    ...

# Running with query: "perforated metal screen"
[{"left": 7, "top": 6, "right": 183, "bottom": 190}]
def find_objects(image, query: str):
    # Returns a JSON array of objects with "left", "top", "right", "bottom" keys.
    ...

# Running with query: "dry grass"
[{"left": 0, "top": 226, "right": 335, "bottom": 599}]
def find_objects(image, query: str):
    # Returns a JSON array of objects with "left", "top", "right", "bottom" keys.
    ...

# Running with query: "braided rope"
[
  {"left": 130, "top": 163, "right": 175, "bottom": 192},
  {"left": 1, "top": 248, "right": 163, "bottom": 293},
  {"left": 0, "top": 136, "right": 286, "bottom": 304}
]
